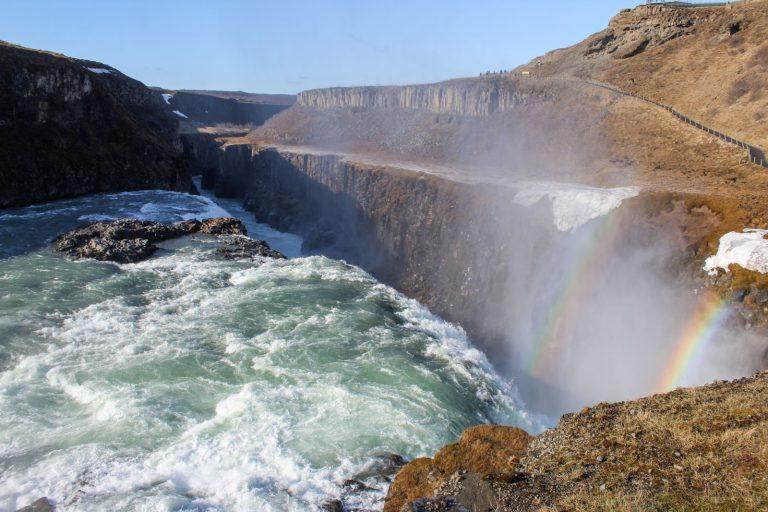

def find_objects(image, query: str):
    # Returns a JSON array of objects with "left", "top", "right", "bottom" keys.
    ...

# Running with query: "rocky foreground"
[
  {"left": 386, "top": 372, "right": 768, "bottom": 512},
  {"left": 54, "top": 217, "right": 284, "bottom": 263}
]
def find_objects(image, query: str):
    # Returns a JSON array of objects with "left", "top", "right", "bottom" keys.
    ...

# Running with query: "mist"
[
  {"left": 252, "top": 76, "right": 766, "bottom": 421},
  {"left": 463, "top": 183, "right": 766, "bottom": 418}
]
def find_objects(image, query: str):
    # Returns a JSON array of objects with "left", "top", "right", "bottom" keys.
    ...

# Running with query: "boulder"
[
  {"left": 54, "top": 217, "right": 266, "bottom": 263},
  {"left": 200, "top": 217, "right": 247, "bottom": 235},
  {"left": 217, "top": 236, "right": 285, "bottom": 260},
  {"left": 15, "top": 497, "right": 54, "bottom": 512}
]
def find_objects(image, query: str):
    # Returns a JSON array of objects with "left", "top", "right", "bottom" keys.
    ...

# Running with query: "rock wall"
[
  {"left": 214, "top": 145, "right": 524, "bottom": 348},
  {"left": 0, "top": 41, "right": 190, "bottom": 207},
  {"left": 203, "top": 143, "right": 764, "bottom": 416},
  {"left": 297, "top": 76, "right": 555, "bottom": 116},
  {"left": 169, "top": 91, "right": 292, "bottom": 126},
  {"left": 180, "top": 133, "right": 226, "bottom": 189}
]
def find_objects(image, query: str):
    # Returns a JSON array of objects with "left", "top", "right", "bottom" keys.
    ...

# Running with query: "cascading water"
[{"left": 0, "top": 190, "right": 536, "bottom": 511}]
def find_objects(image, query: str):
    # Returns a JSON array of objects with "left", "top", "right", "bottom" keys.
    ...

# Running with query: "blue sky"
[{"left": 2, "top": 1, "right": 637, "bottom": 94}]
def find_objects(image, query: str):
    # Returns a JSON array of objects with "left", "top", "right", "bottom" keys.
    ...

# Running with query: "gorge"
[{"left": 3, "top": 1, "right": 768, "bottom": 511}]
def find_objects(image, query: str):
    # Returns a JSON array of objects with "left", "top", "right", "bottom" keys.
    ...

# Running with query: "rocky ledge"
[
  {"left": 54, "top": 217, "right": 284, "bottom": 263},
  {"left": 386, "top": 372, "right": 768, "bottom": 512}
]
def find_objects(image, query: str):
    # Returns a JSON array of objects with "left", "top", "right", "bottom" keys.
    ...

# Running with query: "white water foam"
[{"left": 0, "top": 219, "right": 533, "bottom": 511}]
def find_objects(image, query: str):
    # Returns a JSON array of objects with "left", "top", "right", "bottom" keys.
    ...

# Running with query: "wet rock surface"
[
  {"left": 217, "top": 236, "right": 285, "bottom": 260},
  {"left": 15, "top": 497, "right": 55, "bottom": 512},
  {"left": 199, "top": 217, "right": 248, "bottom": 235},
  {"left": 53, "top": 217, "right": 281, "bottom": 263}
]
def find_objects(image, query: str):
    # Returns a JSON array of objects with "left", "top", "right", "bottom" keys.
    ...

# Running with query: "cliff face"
[
  {"left": 167, "top": 91, "right": 293, "bottom": 126},
  {"left": 201, "top": 142, "right": 757, "bottom": 416},
  {"left": 0, "top": 41, "right": 191, "bottom": 207},
  {"left": 297, "top": 76, "right": 554, "bottom": 116}
]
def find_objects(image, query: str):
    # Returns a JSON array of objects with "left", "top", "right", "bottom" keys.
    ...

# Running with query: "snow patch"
[
  {"left": 513, "top": 182, "right": 639, "bottom": 232},
  {"left": 704, "top": 229, "right": 768, "bottom": 275},
  {"left": 172, "top": 110, "right": 189, "bottom": 119},
  {"left": 86, "top": 67, "right": 112, "bottom": 74},
  {"left": 161, "top": 93, "right": 173, "bottom": 104}
]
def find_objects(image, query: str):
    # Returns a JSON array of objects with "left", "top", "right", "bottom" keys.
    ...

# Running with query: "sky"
[{"left": 1, "top": 0, "right": 639, "bottom": 94}]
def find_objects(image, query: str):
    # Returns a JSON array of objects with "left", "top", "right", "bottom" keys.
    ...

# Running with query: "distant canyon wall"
[
  {"left": 170, "top": 92, "right": 293, "bottom": 126},
  {"left": 296, "top": 77, "right": 556, "bottom": 117}
]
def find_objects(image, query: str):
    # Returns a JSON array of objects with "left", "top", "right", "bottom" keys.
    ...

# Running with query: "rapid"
[{"left": 0, "top": 190, "right": 535, "bottom": 511}]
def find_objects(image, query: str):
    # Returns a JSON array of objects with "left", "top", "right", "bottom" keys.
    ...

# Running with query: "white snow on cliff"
[
  {"left": 161, "top": 93, "right": 173, "bottom": 104},
  {"left": 704, "top": 229, "right": 768, "bottom": 275},
  {"left": 172, "top": 110, "right": 188, "bottom": 119},
  {"left": 86, "top": 67, "right": 112, "bottom": 74},
  {"left": 513, "top": 182, "right": 639, "bottom": 232}
]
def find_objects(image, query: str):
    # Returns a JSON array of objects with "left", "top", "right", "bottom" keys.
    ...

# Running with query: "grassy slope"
[{"left": 386, "top": 372, "right": 768, "bottom": 512}]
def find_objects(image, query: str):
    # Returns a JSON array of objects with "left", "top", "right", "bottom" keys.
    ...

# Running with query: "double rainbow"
[{"left": 523, "top": 207, "right": 730, "bottom": 393}]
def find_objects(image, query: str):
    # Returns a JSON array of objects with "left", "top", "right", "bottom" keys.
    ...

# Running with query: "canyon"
[
  {"left": 175, "top": 1, "right": 768, "bottom": 509},
  {"left": 3, "top": 1, "right": 768, "bottom": 510}
]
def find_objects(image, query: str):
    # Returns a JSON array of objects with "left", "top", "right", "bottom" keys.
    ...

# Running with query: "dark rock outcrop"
[
  {"left": 165, "top": 90, "right": 293, "bottom": 126},
  {"left": 52, "top": 217, "right": 274, "bottom": 263},
  {"left": 199, "top": 217, "right": 247, "bottom": 235},
  {"left": 15, "top": 497, "right": 55, "bottom": 512},
  {"left": 0, "top": 40, "right": 191, "bottom": 207},
  {"left": 217, "top": 236, "right": 285, "bottom": 260},
  {"left": 321, "top": 500, "right": 344, "bottom": 512}
]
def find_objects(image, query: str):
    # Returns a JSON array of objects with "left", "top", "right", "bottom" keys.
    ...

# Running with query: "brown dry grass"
[
  {"left": 387, "top": 374, "right": 768, "bottom": 512},
  {"left": 518, "top": 373, "right": 768, "bottom": 512}
]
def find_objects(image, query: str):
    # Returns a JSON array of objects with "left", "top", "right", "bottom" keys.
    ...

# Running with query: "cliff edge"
[{"left": 0, "top": 41, "right": 191, "bottom": 207}]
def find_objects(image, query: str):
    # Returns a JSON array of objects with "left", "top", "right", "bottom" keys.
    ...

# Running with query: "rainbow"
[
  {"left": 656, "top": 293, "right": 729, "bottom": 393},
  {"left": 526, "top": 212, "right": 624, "bottom": 378}
]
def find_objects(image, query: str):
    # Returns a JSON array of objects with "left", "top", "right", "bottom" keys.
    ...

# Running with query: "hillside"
[
  {"left": 248, "top": 1, "right": 768, "bottom": 320},
  {"left": 385, "top": 371, "right": 768, "bottom": 512},
  {"left": 530, "top": 0, "right": 768, "bottom": 148},
  {"left": 0, "top": 41, "right": 191, "bottom": 207}
]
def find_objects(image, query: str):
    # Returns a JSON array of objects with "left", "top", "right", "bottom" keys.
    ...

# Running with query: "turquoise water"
[{"left": 0, "top": 190, "right": 533, "bottom": 511}]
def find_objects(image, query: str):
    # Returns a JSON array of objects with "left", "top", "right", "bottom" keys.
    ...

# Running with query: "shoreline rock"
[
  {"left": 53, "top": 217, "right": 283, "bottom": 263},
  {"left": 15, "top": 497, "right": 54, "bottom": 512}
]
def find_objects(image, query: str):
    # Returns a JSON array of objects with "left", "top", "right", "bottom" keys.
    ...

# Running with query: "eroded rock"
[
  {"left": 217, "top": 236, "right": 285, "bottom": 260},
  {"left": 53, "top": 217, "right": 273, "bottom": 263},
  {"left": 15, "top": 497, "right": 55, "bottom": 512}
]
